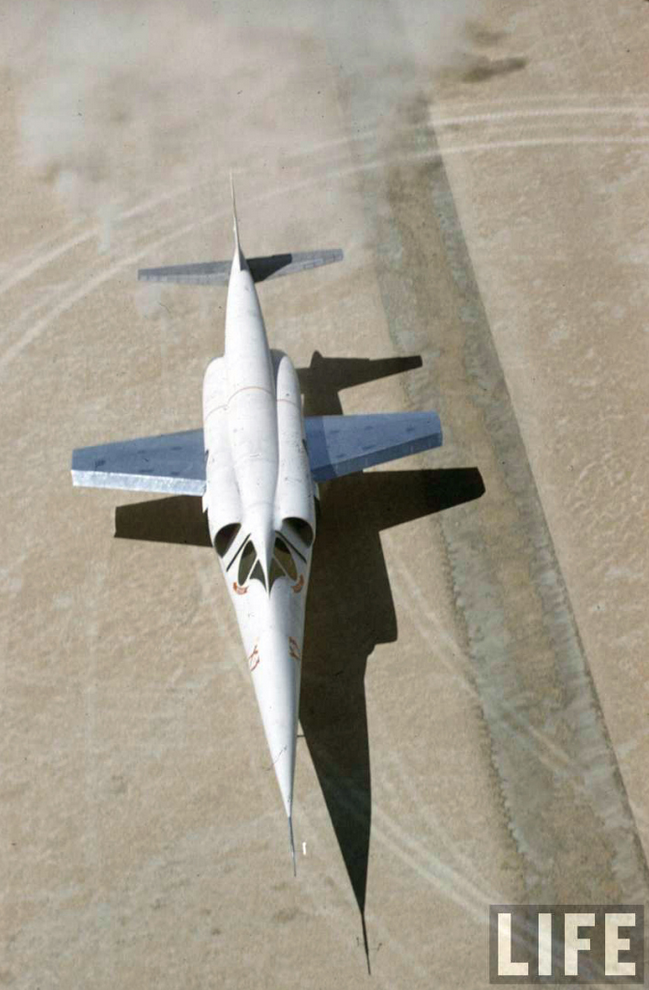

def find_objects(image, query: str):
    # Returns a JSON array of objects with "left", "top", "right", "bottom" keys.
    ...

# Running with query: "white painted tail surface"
[{"left": 230, "top": 172, "right": 244, "bottom": 269}]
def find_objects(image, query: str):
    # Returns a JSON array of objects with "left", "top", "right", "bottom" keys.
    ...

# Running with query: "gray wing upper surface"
[
  {"left": 71, "top": 429, "right": 206, "bottom": 495},
  {"left": 305, "top": 411, "right": 442, "bottom": 482},
  {"left": 70, "top": 410, "right": 442, "bottom": 495}
]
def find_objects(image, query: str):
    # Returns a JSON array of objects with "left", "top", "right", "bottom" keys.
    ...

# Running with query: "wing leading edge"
[{"left": 71, "top": 412, "right": 442, "bottom": 495}]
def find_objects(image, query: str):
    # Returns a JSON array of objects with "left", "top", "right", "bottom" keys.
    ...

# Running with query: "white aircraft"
[{"left": 71, "top": 183, "right": 442, "bottom": 870}]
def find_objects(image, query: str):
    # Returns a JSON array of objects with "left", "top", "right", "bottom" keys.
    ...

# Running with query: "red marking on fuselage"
[
  {"left": 248, "top": 645, "right": 260, "bottom": 671},
  {"left": 233, "top": 582, "right": 248, "bottom": 595},
  {"left": 288, "top": 637, "right": 301, "bottom": 661},
  {"left": 292, "top": 574, "right": 304, "bottom": 594}
]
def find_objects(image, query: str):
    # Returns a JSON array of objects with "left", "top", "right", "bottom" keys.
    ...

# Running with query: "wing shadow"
[
  {"left": 297, "top": 349, "right": 423, "bottom": 399},
  {"left": 115, "top": 495, "right": 211, "bottom": 546},
  {"left": 113, "top": 469, "right": 483, "bottom": 544}
]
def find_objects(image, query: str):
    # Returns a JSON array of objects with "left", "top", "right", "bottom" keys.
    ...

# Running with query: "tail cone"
[{"left": 230, "top": 172, "right": 245, "bottom": 270}]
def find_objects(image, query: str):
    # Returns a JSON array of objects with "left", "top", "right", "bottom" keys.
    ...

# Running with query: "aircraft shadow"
[
  {"left": 301, "top": 465, "right": 483, "bottom": 958},
  {"left": 113, "top": 351, "right": 485, "bottom": 968},
  {"left": 298, "top": 351, "right": 483, "bottom": 969}
]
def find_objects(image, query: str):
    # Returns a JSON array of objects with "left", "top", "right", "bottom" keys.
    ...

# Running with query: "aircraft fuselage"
[{"left": 202, "top": 245, "right": 316, "bottom": 827}]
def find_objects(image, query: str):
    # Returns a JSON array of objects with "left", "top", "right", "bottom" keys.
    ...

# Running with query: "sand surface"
[{"left": 2, "top": 2, "right": 648, "bottom": 987}]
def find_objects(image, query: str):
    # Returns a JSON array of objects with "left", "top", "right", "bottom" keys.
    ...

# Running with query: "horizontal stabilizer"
[
  {"left": 138, "top": 261, "right": 231, "bottom": 286},
  {"left": 71, "top": 429, "right": 206, "bottom": 495},
  {"left": 138, "top": 249, "right": 343, "bottom": 286},
  {"left": 305, "top": 411, "right": 442, "bottom": 483}
]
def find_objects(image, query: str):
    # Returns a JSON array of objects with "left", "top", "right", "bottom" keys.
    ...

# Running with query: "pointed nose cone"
[{"left": 250, "top": 626, "right": 301, "bottom": 819}]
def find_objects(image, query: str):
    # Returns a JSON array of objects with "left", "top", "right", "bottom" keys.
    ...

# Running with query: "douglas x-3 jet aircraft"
[{"left": 71, "top": 182, "right": 443, "bottom": 870}]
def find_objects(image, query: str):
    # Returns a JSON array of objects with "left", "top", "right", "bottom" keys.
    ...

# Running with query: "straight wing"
[
  {"left": 70, "top": 408, "right": 441, "bottom": 495},
  {"left": 304, "top": 411, "right": 442, "bottom": 483},
  {"left": 138, "top": 250, "right": 343, "bottom": 286},
  {"left": 71, "top": 429, "right": 206, "bottom": 495}
]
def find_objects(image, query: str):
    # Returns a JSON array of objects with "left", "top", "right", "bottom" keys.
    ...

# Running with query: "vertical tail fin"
[{"left": 230, "top": 172, "right": 244, "bottom": 268}]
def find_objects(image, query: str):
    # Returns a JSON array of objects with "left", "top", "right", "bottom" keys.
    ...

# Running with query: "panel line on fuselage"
[{"left": 226, "top": 384, "right": 276, "bottom": 404}]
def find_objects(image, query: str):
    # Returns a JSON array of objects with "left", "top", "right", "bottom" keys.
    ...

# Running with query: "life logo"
[{"left": 489, "top": 905, "right": 644, "bottom": 984}]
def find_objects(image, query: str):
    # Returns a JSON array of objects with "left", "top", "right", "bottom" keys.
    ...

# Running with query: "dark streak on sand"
[
  {"left": 462, "top": 56, "right": 528, "bottom": 84},
  {"left": 336, "top": 45, "right": 649, "bottom": 904}
]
